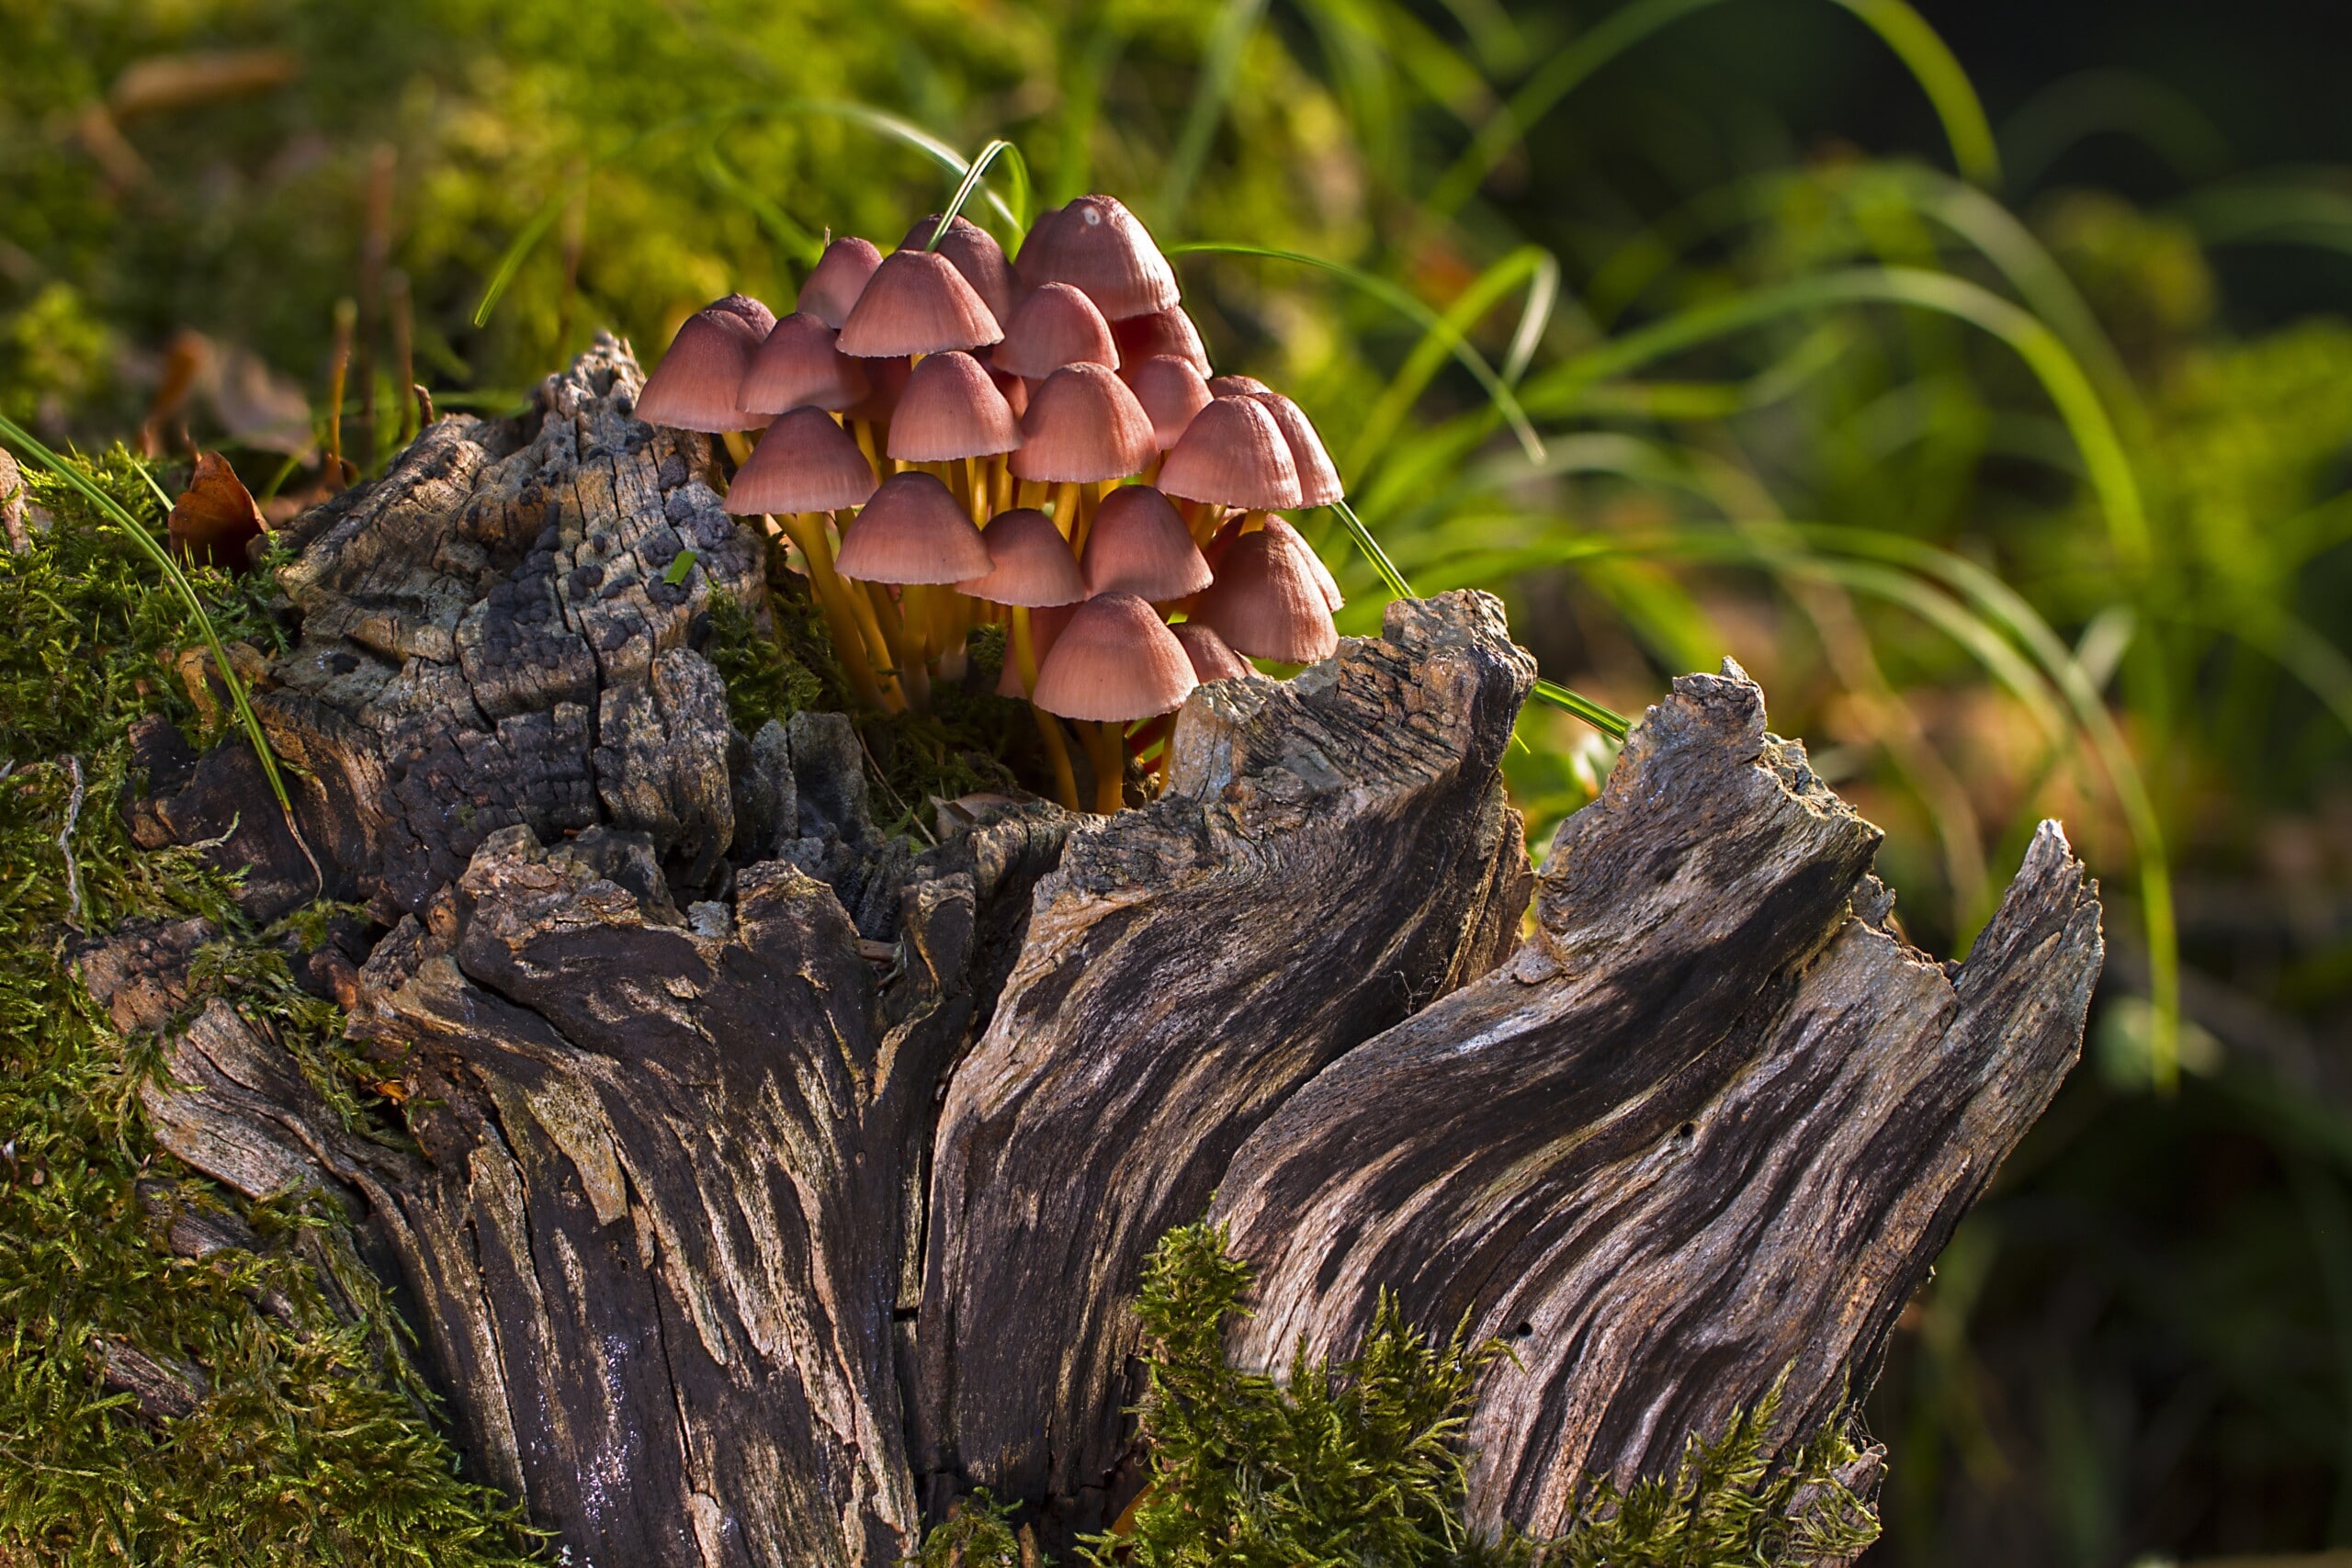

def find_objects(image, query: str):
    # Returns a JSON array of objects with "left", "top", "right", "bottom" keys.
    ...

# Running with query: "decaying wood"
[{"left": 75, "top": 342, "right": 2103, "bottom": 1566}]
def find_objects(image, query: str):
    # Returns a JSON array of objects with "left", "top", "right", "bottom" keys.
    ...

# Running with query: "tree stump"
[{"left": 79, "top": 342, "right": 2102, "bottom": 1568}]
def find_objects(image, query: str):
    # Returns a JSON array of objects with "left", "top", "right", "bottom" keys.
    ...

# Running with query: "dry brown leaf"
[{"left": 168, "top": 451, "right": 265, "bottom": 570}]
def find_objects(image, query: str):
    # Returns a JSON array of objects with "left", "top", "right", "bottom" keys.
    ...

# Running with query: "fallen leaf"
[{"left": 168, "top": 452, "right": 265, "bottom": 570}]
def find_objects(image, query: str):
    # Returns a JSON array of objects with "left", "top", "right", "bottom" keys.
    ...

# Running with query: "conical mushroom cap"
[
  {"left": 706, "top": 292, "right": 777, "bottom": 337},
  {"left": 996, "top": 600, "right": 1077, "bottom": 696},
  {"left": 799, "top": 237, "right": 883, "bottom": 328},
  {"left": 838, "top": 250, "right": 1002, "bottom": 357},
  {"left": 1261, "top": 516, "right": 1344, "bottom": 610},
  {"left": 834, "top": 470, "right": 993, "bottom": 584},
  {"left": 903, "top": 214, "right": 1021, "bottom": 325},
  {"left": 725, "top": 407, "right": 879, "bottom": 516},
  {"left": 1114, "top": 306, "right": 1210, "bottom": 375},
  {"left": 1249, "top": 391, "right": 1343, "bottom": 507},
  {"left": 741, "top": 312, "right": 870, "bottom": 414},
  {"left": 636, "top": 301, "right": 768, "bottom": 433},
  {"left": 1170, "top": 620, "right": 1255, "bottom": 683},
  {"left": 993, "top": 282, "right": 1118, "bottom": 380},
  {"left": 1080, "top": 485, "right": 1212, "bottom": 600},
  {"left": 1015, "top": 195, "right": 1180, "bottom": 321},
  {"left": 1032, "top": 592, "right": 1198, "bottom": 720},
  {"left": 959, "top": 508, "right": 1085, "bottom": 606},
  {"left": 1010, "top": 363, "right": 1157, "bottom": 483},
  {"left": 1157, "top": 395, "right": 1302, "bottom": 510},
  {"left": 1191, "top": 527, "right": 1338, "bottom": 662},
  {"left": 888, "top": 351, "right": 1023, "bottom": 461},
  {"left": 1124, "top": 355, "right": 1212, "bottom": 451},
  {"left": 1207, "top": 373, "right": 1270, "bottom": 398}
]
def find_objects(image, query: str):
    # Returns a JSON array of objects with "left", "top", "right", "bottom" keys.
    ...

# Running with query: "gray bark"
[{"left": 74, "top": 342, "right": 2102, "bottom": 1567}]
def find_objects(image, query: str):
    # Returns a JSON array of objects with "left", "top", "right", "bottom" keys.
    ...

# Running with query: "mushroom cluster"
[{"left": 632, "top": 195, "right": 1343, "bottom": 814}]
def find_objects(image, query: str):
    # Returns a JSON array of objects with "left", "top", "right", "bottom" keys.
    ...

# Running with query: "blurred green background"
[{"left": 5, "top": 0, "right": 2350, "bottom": 1562}]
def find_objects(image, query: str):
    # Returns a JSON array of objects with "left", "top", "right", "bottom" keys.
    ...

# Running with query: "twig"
[{"left": 56, "top": 754, "right": 85, "bottom": 927}]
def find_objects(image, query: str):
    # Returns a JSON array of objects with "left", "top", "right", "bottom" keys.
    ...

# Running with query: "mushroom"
[
  {"left": 1124, "top": 355, "right": 1213, "bottom": 457},
  {"left": 1247, "top": 390, "right": 1343, "bottom": 508},
  {"left": 1170, "top": 620, "right": 1255, "bottom": 683},
  {"left": 1011, "top": 363, "right": 1158, "bottom": 551},
  {"left": 993, "top": 282, "right": 1119, "bottom": 381},
  {"left": 1206, "top": 373, "right": 1271, "bottom": 398},
  {"left": 1260, "top": 515, "right": 1344, "bottom": 612},
  {"left": 838, "top": 249, "right": 1002, "bottom": 358},
  {"left": 1189, "top": 526, "right": 1339, "bottom": 664},
  {"left": 903, "top": 213, "right": 1021, "bottom": 325},
  {"left": 1032, "top": 591, "right": 1199, "bottom": 812},
  {"left": 1015, "top": 195, "right": 1180, "bottom": 321},
  {"left": 958, "top": 506, "right": 1087, "bottom": 810},
  {"left": 1080, "top": 484, "right": 1212, "bottom": 602},
  {"left": 834, "top": 469, "right": 994, "bottom": 707},
  {"left": 799, "top": 236, "right": 883, "bottom": 328},
  {"left": 741, "top": 311, "right": 869, "bottom": 416},
  {"left": 723, "top": 409, "right": 891, "bottom": 710},
  {"left": 635, "top": 295, "right": 774, "bottom": 434},
  {"left": 1113, "top": 306, "right": 1211, "bottom": 376},
  {"left": 1156, "top": 394, "right": 1303, "bottom": 539},
  {"left": 887, "top": 351, "right": 1023, "bottom": 522}
]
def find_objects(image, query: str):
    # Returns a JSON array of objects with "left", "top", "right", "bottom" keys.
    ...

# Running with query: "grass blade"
[
  {"left": 1159, "top": 0, "right": 1270, "bottom": 230},
  {"left": 1170, "top": 240, "right": 1546, "bottom": 462},
  {"left": 0, "top": 415, "right": 321, "bottom": 894},
  {"left": 1346, "top": 244, "right": 1556, "bottom": 479}
]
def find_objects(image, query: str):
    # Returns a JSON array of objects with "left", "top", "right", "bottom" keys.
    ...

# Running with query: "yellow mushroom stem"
[
  {"left": 1017, "top": 478, "right": 1048, "bottom": 512},
  {"left": 866, "top": 581, "right": 931, "bottom": 710},
  {"left": 1084, "top": 720, "right": 1126, "bottom": 815},
  {"left": 846, "top": 416, "right": 885, "bottom": 481},
  {"left": 1180, "top": 497, "right": 1225, "bottom": 546},
  {"left": 773, "top": 511, "right": 892, "bottom": 712},
  {"left": 1069, "top": 478, "right": 1115, "bottom": 558},
  {"left": 1010, "top": 605, "right": 1080, "bottom": 812},
  {"left": 993, "top": 456, "right": 1014, "bottom": 515},
  {"left": 1141, "top": 453, "right": 1165, "bottom": 487},
  {"left": 1050, "top": 480, "right": 1081, "bottom": 542}
]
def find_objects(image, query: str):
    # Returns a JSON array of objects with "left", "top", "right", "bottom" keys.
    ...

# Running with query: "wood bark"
[{"left": 74, "top": 342, "right": 2103, "bottom": 1566}]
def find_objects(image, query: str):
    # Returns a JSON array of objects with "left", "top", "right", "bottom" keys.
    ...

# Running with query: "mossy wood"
[{"left": 76, "top": 344, "right": 2100, "bottom": 1567}]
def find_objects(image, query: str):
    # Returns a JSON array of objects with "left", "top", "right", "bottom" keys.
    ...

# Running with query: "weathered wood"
[
  {"left": 1210, "top": 667, "right": 2101, "bottom": 1539},
  {"left": 910, "top": 592, "right": 1536, "bottom": 1528},
  {"left": 78, "top": 341, "right": 2103, "bottom": 1566}
]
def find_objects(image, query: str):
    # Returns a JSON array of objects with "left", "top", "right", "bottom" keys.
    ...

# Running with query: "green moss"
[
  {"left": 1034, "top": 1223, "right": 1880, "bottom": 1568},
  {"left": 0, "top": 461, "right": 539, "bottom": 1563}
]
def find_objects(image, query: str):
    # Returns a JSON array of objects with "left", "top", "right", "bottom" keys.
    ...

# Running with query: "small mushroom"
[
  {"left": 799, "top": 236, "right": 884, "bottom": 329},
  {"left": 1124, "top": 355, "right": 1213, "bottom": 454},
  {"left": 1170, "top": 621, "right": 1255, "bottom": 683},
  {"left": 741, "top": 312, "right": 869, "bottom": 416},
  {"left": 1012, "top": 364, "right": 1157, "bottom": 484},
  {"left": 1032, "top": 591, "right": 1199, "bottom": 812},
  {"left": 1080, "top": 485, "right": 1212, "bottom": 601},
  {"left": 960, "top": 507, "right": 1087, "bottom": 810},
  {"left": 835, "top": 469, "right": 994, "bottom": 708},
  {"left": 838, "top": 250, "right": 1002, "bottom": 358},
  {"left": 1261, "top": 515, "right": 1344, "bottom": 611},
  {"left": 888, "top": 351, "right": 1022, "bottom": 463},
  {"left": 1190, "top": 526, "right": 1338, "bottom": 664},
  {"left": 1247, "top": 390, "right": 1343, "bottom": 507},
  {"left": 903, "top": 213, "right": 1021, "bottom": 326},
  {"left": 635, "top": 296, "right": 774, "bottom": 433},
  {"left": 994, "top": 282, "right": 1119, "bottom": 381},
  {"left": 1113, "top": 306, "right": 1211, "bottom": 376},
  {"left": 1157, "top": 395, "right": 1303, "bottom": 522},
  {"left": 724, "top": 407, "right": 878, "bottom": 516},
  {"left": 1206, "top": 373, "right": 1271, "bottom": 398},
  {"left": 1015, "top": 195, "right": 1180, "bottom": 321}
]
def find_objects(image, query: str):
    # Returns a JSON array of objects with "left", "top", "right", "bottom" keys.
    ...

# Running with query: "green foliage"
[
  {"left": 914, "top": 1489, "right": 1027, "bottom": 1568},
  {"left": 1078, "top": 1224, "right": 1877, "bottom": 1568},
  {"left": 0, "top": 473, "right": 538, "bottom": 1563}
]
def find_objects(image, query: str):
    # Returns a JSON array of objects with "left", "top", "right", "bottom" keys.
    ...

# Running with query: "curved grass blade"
[
  {"left": 0, "top": 415, "right": 322, "bottom": 895},
  {"left": 1331, "top": 497, "right": 1629, "bottom": 739},
  {"left": 1427, "top": 0, "right": 1996, "bottom": 218},
  {"left": 2000, "top": 68, "right": 2231, "bottom": 193},
  {"left": 2175, "top": 175, "right": 2352, "bottom": 259},
  {"left": 929, "top": 139, "right": 1020, "bottom": 246},
  {"left": 1347, "top": 244, "right": 1559, "bottom": 479},
  {"left": 1520, "top": 265, "right": 2152, "bottom": 571},
  {"left": 1170, "top": 240, "right": 1546, "bottom": 462}
]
